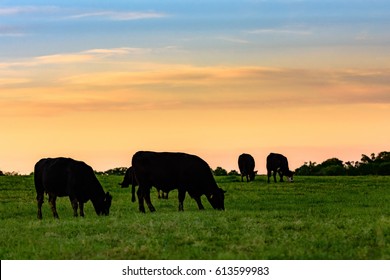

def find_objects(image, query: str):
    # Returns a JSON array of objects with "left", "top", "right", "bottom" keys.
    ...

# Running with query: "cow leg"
[
  {"left": 163, "top": 192, "right": 168, "bottom": 199},
  {"left": 241, "top": 175, "right": 244, "bottom": 182},
  {"left": 36, "top": 193, "right": 44, "bottom": 220},
  {"left": 144, "top": 191, "right": 156, "bottom": 212},
  {"left": 268, "top": 170, "right": 275, "bottom": 183},
  {"left": 48, "top": 193, "right": 59, "bottom": 219},
  {"left": 137, "top": 188, "right": 146, "bottom": 213},
  {"left": 178, "top": 189, "right": 186, "bottom": 211},
  {"left": 79, "top": 202, "right": 85, "bottom": 217},
  {"left": 70, "top": 197, "right": 78, "bottom": 217},
  {"left": 278, "top": 171, "right": 284, "bottom": 182},
  {"left": 273, "top": 171, "right": 277, "bottom": 183},
  {"left": 157, "top": 189, "right": 162, "bottom": 199},
  {"left": 246, "top": 175, "right": 249, "bottom": 182},
  {"left": 194, "top": 197, "right": 205, "bottom": 210}
]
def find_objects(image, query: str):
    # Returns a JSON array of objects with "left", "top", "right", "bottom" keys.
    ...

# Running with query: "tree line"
[
  {"left": 1, "top": 151, "right": 389, "bottom": 177},
  {"left": 295, "top": 151, "right": 390, "bottom": 176}
]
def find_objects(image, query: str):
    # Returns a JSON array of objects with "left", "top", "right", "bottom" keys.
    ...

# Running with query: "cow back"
[
  {"left": 238, "top": 153, "right": 255, "bottom": 174},
  {"left": 132, "top": 151, "right": 218, "bottom": 193}
]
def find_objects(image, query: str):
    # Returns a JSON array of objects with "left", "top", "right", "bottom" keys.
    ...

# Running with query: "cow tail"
[{"left": 131, "top": 170, "right": 136, "bottom": 203}]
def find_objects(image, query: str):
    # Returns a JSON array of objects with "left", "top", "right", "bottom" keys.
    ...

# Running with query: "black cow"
[
  {"left": 131, "top": 151, "right": 226, "bottom": 212},
  {"left": 120, "top": 166, "right": 169, "bottom": 202},
  {"left": 34, "top": 157, "right": 112, "bottom": 219},
  {"left": 238, "top": 153, "right": 257, "bottom": 182},
  {"left": 266, "top": 153, "right": 294, "bottom": 183}
]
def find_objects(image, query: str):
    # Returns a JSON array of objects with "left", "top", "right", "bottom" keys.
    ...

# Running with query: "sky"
[{"left": 1, "top": 0, "right": 390, "bottom": 175}]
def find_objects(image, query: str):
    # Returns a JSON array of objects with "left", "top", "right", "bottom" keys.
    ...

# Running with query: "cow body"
[
  {"left": 34, "top": 157, "right": 112, "bottom": 219},
  {"left": 131, "top": 151, "right": 225, "bottom": 212},
  {"left": 120, "top": 166, "right": 169, "bottom": 202},
  {"left": 266, "top": 153, "right": 294, "bottom": 183},
  {"left": 238, "top": 153, "right": 257, "bottom": 182}
]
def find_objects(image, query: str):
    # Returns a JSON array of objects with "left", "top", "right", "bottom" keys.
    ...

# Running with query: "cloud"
[
  {"left": 246, "top": 28, "right": 312, "bottom": 35},
  {"left": 1, "top": 47, "right": 389, "bottom": 117},
  {"left": 0, "top": 5, "right": 167, "bottom": 21},
  {"left": 0, "top": 6, "right": 58, "bottom": 16},
  {"left": 0, "top": 47, "right": 153, "bottom": 69},
  {"left": 217, "top": 37, "right": 250, "bottom": 44},
  {"left": 0, "top": 25, "right": 25, "bottom": 37},
  {"left": 67, "top": 11, "right": 167, "bottom": 21}
]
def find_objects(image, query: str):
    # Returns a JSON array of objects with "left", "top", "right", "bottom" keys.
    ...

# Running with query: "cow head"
[
  {"left": 250, "top": 170, "right": 258, "bottom": 181},
  {"left": 96, "top": 192, "right": 112, "bottom": 215},
  {"left": 286, "top": 170, "right": 294, "bottom": 182},
  {"left": 119, "top": 181, "right": 129, "bottom": 188},
  {"left": 119, "top": 167, "right": 133, "bottom": 188},
  {"left": 207, "top": 188, "right": 226, "bottom": 210}
]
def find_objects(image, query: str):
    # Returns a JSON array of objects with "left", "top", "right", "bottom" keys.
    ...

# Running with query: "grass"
[{"left": 0, "top": 175, "right": 389, "bottom": 259}]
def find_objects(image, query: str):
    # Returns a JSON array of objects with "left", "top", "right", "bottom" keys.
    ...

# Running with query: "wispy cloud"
[
  {"left": 0, "top": 47, "right": 152, "bottom": 69},
  {"left": 0, "top": 5, "right": 167, "bottom": 21},
  {"left": 67, "top": 11, "right": 166, "bottom": 21},
  {"left": 246, "top": 28, "right": 312, "bottom": 35},
  {"left": 217, "top": 37, "right": 250, "bottom": 44},
  {"left": 2, "top": 45, "right": 390, "bottom": 117},
  {"left": 0, "top": 25, "right": 25, "bottom": 37},
  {"left": 0, "top": 6, "right": 59, "bottom": 16}
]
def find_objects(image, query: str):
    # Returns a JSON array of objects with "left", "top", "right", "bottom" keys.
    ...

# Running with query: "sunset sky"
[{"left": 1, "top": 0, "right": 390, "bottom": 175}]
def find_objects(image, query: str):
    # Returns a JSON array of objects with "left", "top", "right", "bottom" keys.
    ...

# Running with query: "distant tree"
[
  {"left": 318, "top": 165, "right": 345, "bottom": 176},
  {"left": 295, "top": 161, "right": 317, "bottom": 175},
  {"left": 4, "top": 171, "right": 20, "bottom": 176},
  {"left": 95, "top": 167, "right": 127, "bottom": 176},
  {"left": 375, "top": 151, "right": 390, "bottom": 163},
  {"left": 378, "top": 162, "right": 390, "bottom": 175},
  {"left": 344, "top": 161, "right": 359, "bottom": 176},
  {"left": 320, "top": 158, "right": 343, "bottom": 168},
  {"left": 104, "top": 167, "right": 128, "bottom": 175},
  {"left": 296, "top": 158, "right": 344, "bottom": 176},
  {"left": 213, "top": 166, "right": 228, "bottom": 176},
  {"left": 0, "top": 170, "right": 4, "bottom": 176},
  {"left": 361, "top": 154, "right": 373, "bottom": 164},
  {"left": 228, "top": 170, "right": 239, "bottom": 176},
  {"left": 295, "top": 151, "right": 390, "bottom": 176}
]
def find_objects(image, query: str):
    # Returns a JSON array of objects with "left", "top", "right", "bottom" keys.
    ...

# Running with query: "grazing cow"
[
  {"left": 34, "top": 157, "right": 112, "bottom": 219},
  {"left": 266, "top": 153, "right": 294, "bottom": 183},
  {"left": 238, "top": 153, "right": 257, "bottom": 182},
  {"left": 131, "top": 151, "right": 226, "bottom": 213},
  {"left": 119, "top": 166, "right": 169, "bottom": 202}
]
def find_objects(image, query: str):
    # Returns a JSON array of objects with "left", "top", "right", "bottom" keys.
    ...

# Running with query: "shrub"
[
  {"left": 213, "top": 167, "right": 227, "bottom": 176},
  {"left": 378, "top": 162, "right": 390, "bottom": 175}
]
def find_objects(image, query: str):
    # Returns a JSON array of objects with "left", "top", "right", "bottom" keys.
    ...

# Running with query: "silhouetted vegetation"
[
  {"left": 227, "top": 170, "right": 239, "bottom": 176},
  {"left": 213, "top": 166, "right": 228, "bottom": 176},
  {"left": 95, "top": 167, "right": 127, "bottom": 176},
  {"left": 295, "top": 151, "right": 390, "bottom": 176},
  {"left": 0, "top": 171, "right": 21, "bottom": 176}
]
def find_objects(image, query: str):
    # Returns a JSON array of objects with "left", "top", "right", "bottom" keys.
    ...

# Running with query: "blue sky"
[{"left": 2, "top": 0, "right": 389, "bottom": 64}]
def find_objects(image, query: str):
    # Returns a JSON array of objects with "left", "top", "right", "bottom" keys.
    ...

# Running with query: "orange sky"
[
  {"left": 1, "top": 2, "right": 390, "bottom": 174},
  {"left": 1, "top": 59, "right": 389, "bottom": 174}
]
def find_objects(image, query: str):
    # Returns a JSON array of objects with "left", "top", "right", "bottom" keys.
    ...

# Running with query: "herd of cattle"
[{"left": 34, "top": 151, "right": 294, "bottom": 219}]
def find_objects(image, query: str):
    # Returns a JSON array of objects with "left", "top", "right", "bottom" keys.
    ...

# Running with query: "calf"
[{"left": 120, "top": 166, "right": 169, "bottom": 202}]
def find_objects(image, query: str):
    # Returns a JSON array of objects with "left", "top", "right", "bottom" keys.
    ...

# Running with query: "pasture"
[{"left": 0, "top": 175, "right": 389, "bottom": 259}]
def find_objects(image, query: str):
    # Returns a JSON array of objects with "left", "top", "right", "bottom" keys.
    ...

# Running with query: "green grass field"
[{"left": 0, "top": 175, "right": 389, "bottom": 259}]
